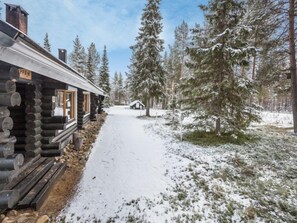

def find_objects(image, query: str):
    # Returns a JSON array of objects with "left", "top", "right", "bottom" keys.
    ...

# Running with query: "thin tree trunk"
[
  {"left": 289, "top": 0, "right": 297, "bottom": 133},
  {"left": 146, "top": 97, "right": 150, "bottom": 116},
  {"left": 215, "top": 117, "right": 221, "bottom": 136},
  {"left": 252, "top": 54, "right": 256, "bottom": 80}
]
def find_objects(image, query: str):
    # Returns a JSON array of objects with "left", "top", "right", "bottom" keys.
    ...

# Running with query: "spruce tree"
[
  {"left": 118, "top": 72, "right": 124, "bottom": 104},
  {"left": 43, "top": 33, "right": 51, "bottom": 52},
  {"left": 166, "top": 21, "right": 190, "bottom": 110},
  {"left": 129, "top": 0, "right": 165, "bottom": 116},
  {"left": 112, "top": 72, "right": 119, "bottom": 104},
  {"left": 69, "top": 35, "right": 87, "bottom": 76},
  {"left": 86, "top": 42, "right": 100, "bottom": 83},
  {"left": 99, "top": 46, "right": 111, "bottom": 95},
  {"left": 185, "top": 0, "right": 259, "bottom": 135}
]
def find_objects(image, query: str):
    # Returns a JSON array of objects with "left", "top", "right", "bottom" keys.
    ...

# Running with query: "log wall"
[
  {"left": 40, "top": 82, "right": 69, "bottom": 156},
  {"left": 0, "top": 67, "right": 24, "bottom": 184},
  {"left": 77, "top": 89, "right": 84, "bottom": 130},
  {"left": 24, "top": 80, "right": 42, "bottom": 157}
]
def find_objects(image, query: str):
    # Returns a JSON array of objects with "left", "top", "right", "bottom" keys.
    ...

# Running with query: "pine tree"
[
  {"left": 43, "top": 33, "right": 51, "bottom": 52},
  {"left": 111, "top": 72, "right": 119, "bottom": 104},
  {"left": 185, "top": 0, "right": 259, "bottom": 135},
  {"left": 118, "top": 72, "right": 124, "bottom": 104},
  {"left": 99, "top": 46, "right": 111, "bottom": 95},
  {"left": 69, "top": 35, "right": 87, "bottom": 76},
  {"left": 86, "top": 42, "right": 100, "bottom": 83},
  {"left": 165, "top": 21, "right": 190, "bottom": 110},
  {"left": 129, "top": 0, "right": 165, "bottom": 116}
]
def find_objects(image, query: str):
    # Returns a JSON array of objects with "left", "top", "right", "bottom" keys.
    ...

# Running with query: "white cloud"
[{"left": 1, "top": 0, "right": 205, "bottom": 74}]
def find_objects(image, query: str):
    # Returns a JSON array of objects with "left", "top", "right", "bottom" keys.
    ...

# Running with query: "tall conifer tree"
[
  {"left": 129, "top": 0, "right": 165, "bottom": 116},
  {"left": 69, "top": 35, "right": 87, "bottom": 76},
  {"left": 185, "top": 0, "right": 259, "bottom": 135},
  {"left": 43, "top": 33, "right": 51, "bottom": 52},
  {"left": 86, "top": 42, "right": 100, "bottom": 84},
  {"left": 99, "top": 46, "right": 111, "bottom": 95}
]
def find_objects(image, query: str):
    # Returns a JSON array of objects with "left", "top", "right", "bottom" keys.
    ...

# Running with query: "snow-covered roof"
[{"left": 129, "top": 100, "right": 145, "bottom": 107}]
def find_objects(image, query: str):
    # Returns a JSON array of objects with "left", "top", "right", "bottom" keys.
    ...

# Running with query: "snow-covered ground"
[{"left": 59, "top": 107, "right": 297, "bottom": 222}]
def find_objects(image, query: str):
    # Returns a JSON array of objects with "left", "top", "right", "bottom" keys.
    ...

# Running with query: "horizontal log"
[
  {"left": 0, "top": 136, "right": 16, "bottom": 144},
  {"left": 25, "top": 91, "right": 42, "bottom": 99},
  {"left": 25, "top": 106, "right": 42, "bottom": 114},
  {"left": 25, "top": 99, "right": 42, "bottom": 107},
  {"left": 25, "top": 127, "right": 42, "bottom": 136},
  {"left": 41, "top": 110, "right": 54, "bottom": 117},
  {"left": 42, "top": 123, "right": 66, "bottom": 130},
  {"left": 12, "top": 116, "right": 26, "bottom": 123},
  {"left": 0, "top": 92, "right": 21, "bottom": 107},
  {"left": 26, "top": 148, "right": 42, "bottom": 157},
  {"left": 0, "top": 143, "right": 14, "bottom": 158},
  {"left": 0, "top": 190, "right": 20, "bottom": 209},
  {"left": 26, "top": 120, "right": 42, "bottom": 129},
  {"left": 0, "top": 106, "right": 10, "bottom": 118},
  {"left": 0, "top": 117, "right": 13, "bottom": 131},
  {"left": 15, "top": 136, "right": 26, "bottom": 144},
  {"left": 0, "top": 154, "right": 24, "bottom": 170},
  {"left": 41, "top": 130, "right": 58, "bottom": 137},
  {"left": 25, "top": 134, "right": 42, "bottom": 144},
  {"left": 41, "top": 149, "right": 63, "bottom": 157},
  {"left": 41, "top": 137, "right": 54, "bottom": 144},
  {"left": 11, "top": 124, "right": 26, "bottom": 130},
  {"left": 0, "top": 80, "right": 16, "bottom": 93},
  {"left": 41, "top": 142, "right": 60, "bottom": 150},
  {"left": 14, "top": 144, "right": 25, "bottom": 151},
  {"left": 0, "top": 130, "right": 10, "bottom": 138},
  {"left": 42, "top": 88, "right": 56, "bottom": 96},
  {"left": 25, "top": 141, "right": 42, "bottom": 151},
  {"left": 41, "top": 116, "right": 68, "bottom": 124},
  {"left": 41, "top": 102, "right": 55, "bottom": 110},
  {"left": 41, "top": 95, "right": 55, "bottom": 103},
  {"left": 26, "top": 113, "right": 42, "bottom": 121},
  {"left": 0, "top": 67, "right": 20, "bottom": 81},
  {"left": 10, "top": 130, "right": 26, "bottom": 137}
]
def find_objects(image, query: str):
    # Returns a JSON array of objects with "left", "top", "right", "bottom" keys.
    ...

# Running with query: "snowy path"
[{"left": 60, "top": 106, "right": 171, "bottom": 222}]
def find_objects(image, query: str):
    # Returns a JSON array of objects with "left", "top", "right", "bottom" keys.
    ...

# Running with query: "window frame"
[
  {"left": 56, "top": 90, "right": 76, "bottom": 121},
  {"left": 83, "top": 92, "right": 90, "bottom": 114}
]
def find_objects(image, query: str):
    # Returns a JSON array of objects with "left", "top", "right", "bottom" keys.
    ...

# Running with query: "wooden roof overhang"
[{"left": 0, "top": 20, "right": 106, "bottom": 97}]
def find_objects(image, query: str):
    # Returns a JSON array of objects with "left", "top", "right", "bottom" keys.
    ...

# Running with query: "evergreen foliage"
[
  {"left": 43, "top": 33, "right": 51, "bottom": 52},
  {"left": 184, "top": 0, "right": 260, "bottom": 135},
  {"left": 164, "top": 21, "right": 190, "bottom": 110},
  {"left": 128, "top": 0, "right": 165, "bottom": 116},
  {"left": 111, "top": 72, "right": 125, "bottom": 104},
  {"left": 69, "top": 35, "right": 87, "bottom": 76},
  {"left": 99, "top": 46, "right": 111, "bottom": 95},
  {"left": 86, "top": 42, "right": 100, "bottom": 84}
]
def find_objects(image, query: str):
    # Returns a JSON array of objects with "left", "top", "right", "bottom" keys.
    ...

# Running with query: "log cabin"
[{"left": 0, "top": 4, "right": 105, "bottom": 209}]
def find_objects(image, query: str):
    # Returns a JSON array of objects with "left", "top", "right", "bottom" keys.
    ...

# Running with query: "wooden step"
[
  {"left": 0, "top": 156, "right": 66, "bottom": 211},
  {"left": 31, "top": 163, "right": 66, "bottom": 210},
  {"left": 12, "top": 159, "right": 54, "bottom": 199},
  {"left": 18, "top": 162, "right": 66, "bottom": 209}
]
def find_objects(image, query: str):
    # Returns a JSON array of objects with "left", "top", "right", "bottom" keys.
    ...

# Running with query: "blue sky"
[{"left": 0, "top": 0, "right": 206, "bottom": 78}]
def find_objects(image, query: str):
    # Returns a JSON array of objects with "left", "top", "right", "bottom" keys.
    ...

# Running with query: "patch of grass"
[{"left": 183, "top": 131, "right": 258, "bottom": 146}]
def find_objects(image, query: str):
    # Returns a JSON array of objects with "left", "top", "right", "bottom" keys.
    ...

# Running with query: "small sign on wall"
[{"left": 19, "top": 69, "right": 32, "bottom": 80}]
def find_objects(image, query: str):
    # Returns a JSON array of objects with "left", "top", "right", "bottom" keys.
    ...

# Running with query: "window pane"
[
  {"left": 65, "top": 92, "right": 73, "bottom": 119},
  {"left": 54, "top": 91, "right": 64, "bottom": 116}
]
